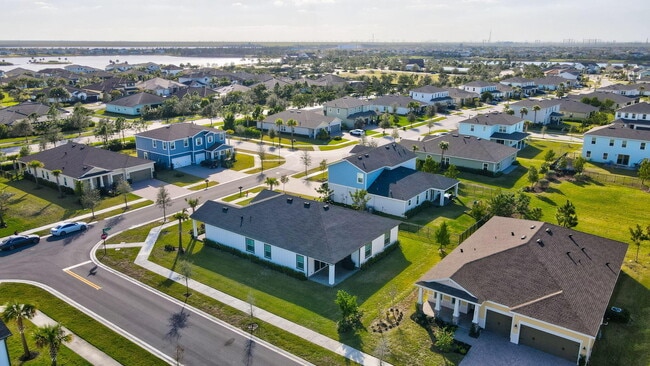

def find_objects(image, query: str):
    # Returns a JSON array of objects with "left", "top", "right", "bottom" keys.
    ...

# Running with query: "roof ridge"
[{"left": 510, "top": 290, "right": 563, "bottom": 310}]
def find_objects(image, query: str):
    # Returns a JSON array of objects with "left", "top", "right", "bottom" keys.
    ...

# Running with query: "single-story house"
[
  {"left": 568, "top": 92, "right": 638, "bottom": 110},
  {"left": 18, "top": 141, "right": 154, "bottom": 191},
  {"left": 135, "top": 77, "right": 187, "bottom": 96},
  {"left": 415, "top": 216, "right": 627, "bottom": 364},
  {"left": 0, "top": 102, "right": 65, "bottom": 126},
  {"left": 105, "top": 92, "right": 164, "bottom": 116},
  {"left": 135, "top": 123, "right": 233, "bottom": 169},
  {"left": 559, "top": 100, "right": 599, "bottom": 121},
  {"left": 403, "top": 133, "right": 519, "bottom": 174},
  {"left": 260, "top": 109, "right": 342, "bottom": 138},
  {"left": 367, "top": 95, "right": 423, "bottom": 115},
  {"left": 409, "top": 86, "right": 454, "bottom": 107},
  {"left": 191, "top": 190, "right": 401, "bottom": 286}
]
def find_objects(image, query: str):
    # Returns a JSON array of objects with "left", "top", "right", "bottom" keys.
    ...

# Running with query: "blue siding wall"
[
  {"left": 328, "top": 161, "right": 366, "bottom": 190},
  {"left": 136, "top": 129, "right": 227, "bottom": 169}
]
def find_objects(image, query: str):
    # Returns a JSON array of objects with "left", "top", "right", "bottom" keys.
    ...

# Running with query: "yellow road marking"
[{"left": 63, "top": 269, "right": 102, "bottom": 290}]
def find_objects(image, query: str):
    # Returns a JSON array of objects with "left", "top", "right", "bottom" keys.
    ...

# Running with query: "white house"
[
  {"left": 368, "top": 95, "right": 423, "bottom": 115},
  {"left": 105, "top": 92, "right": 164, "bottom": 116},
  {"left": 509, "top": 99, "right": 563, "bottom": 125},
  {"left": 500, "top": 77, "right": 537, "bottom": 96},
  {"left": 191, "top": 191, "right": 401, "bottom": 286},
  {"left": 614, "top": 102, "right": 650, "bottom": 123},
  {"left": 597, "top": 83, "right": 644, "bottom": 96},
  {"left": 582, "top": 120, "right": 650, "bottom": 167},
  {"left": 409, "top": 86, "right": 453, "bottom": 106},
  {"left": 460, "top": 81, "right": 498, "bottom": 94},
  {"left": 458, "top": 112, "right": 529, "bottom": 149}
]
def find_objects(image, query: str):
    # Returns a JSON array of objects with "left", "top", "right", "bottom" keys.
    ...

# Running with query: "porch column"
[
  {"left": 99, "top": 176, "right": 105, "bottom": 188},
  {"left": 434, "top": 292, "right": 442, "bottom": 311},
  {"left": 417, "top": 288, "right": 423, "bottom": 304},
  {"left": 452, "top": 299, "right": 460, "bottom": 325},
  {"left": 192, "top": 220, "right": 198, "bottom": 237},
  {"left": 454, "top": 184, "right": 459, "bottom": 196},
  {"left": 88, "top": 179, "right": 94, "bottom": 189},
  {"left": 328, "top": 264, "right": 335, "bottom": 286},
  {"left": 439, "top": 191, "right": 444, "bottom": 206},
  {"left": 472, "top": 304, "right": 479, "bottom": 324}
]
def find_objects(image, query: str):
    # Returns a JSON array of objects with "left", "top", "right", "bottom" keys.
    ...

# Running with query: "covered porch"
[
  {"left": 309, "top": 259, "right": 358, "bottom": 287},
  {"left": 416, "top": 281, "right": 480, "bottom": 327}
]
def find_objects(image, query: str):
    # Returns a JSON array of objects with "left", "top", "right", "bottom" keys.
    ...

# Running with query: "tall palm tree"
[
  {"left": 33, "top": 323, "right": 72, "bottom": 366},
  {"left": 519, "top": 107, "right": 528, "bottom": 122},
  {"left": 28, "top": 160, "right": 44, "bottom": 188},
  {"left": 439, "top": 141, "right": 450, "bottom": 166},
  {"left": 172, "top": 208, "right": 189, "bottom": 253},
  {"left": 532, "top": 105, "right": 541, "bottom": 124},
  {"left": 51, "top": 169, "right": 63, "bottom": 197},
  {"left": 265, "top": 177, "right": 279, "bottom": 191},
  {"left": 286, "top": 118, "right": 298, "bottom": 150},
  {"left": 2, "top": 301, "right": 37, "bottom": 360}
]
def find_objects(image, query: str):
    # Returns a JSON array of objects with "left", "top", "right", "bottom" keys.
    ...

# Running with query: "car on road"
[
  {"left": 0, "top": 234, "right": 40, "bottom": 251},
  {"left": 350, "top": 129, "right": 365, "bottom": 136},
  {"left": 50, "top": 221, "right": 88, "bottom": 236}
]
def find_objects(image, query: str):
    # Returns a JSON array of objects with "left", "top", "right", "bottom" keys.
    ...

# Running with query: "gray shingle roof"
[
  {"left": 418, "top": 216, "right": 628, "bottom": 337},
  {"left": 264, "top": 109, "right": 338, "bottom": 129},
  {"left": 403, "top": 133, "right": 518, "bottom": 163},
  {"left": 323, "top": 97, "right": 370, "bottom": 109},
  {"left": 0, "top": 102, "right": 53, "bottom": 126},
  {"left": 460, "top": 112, "right": 524, "bottom": 126},
  {"left": 559, "top": 99, "right": 599, "bottom": 114},
  {"left": 136, "top": 123, "right": 224, "bottom": 141},
  {"left": 568, "top": 92, "right": 637, "bottom": 105},
  {"left": 490, "top": 131, "right": 529, "bottom": 141},
  {"left": 17, "top": 142, "right": 152, "bottom": 179},
  {"left": 410, "top": 85, "right": 448, "bottom": 94},
  {"left": 367, "top": 167, "right": 458, "bottom": 200},
  {"left": 344, "top": 143, "right": 416, "bottom": 173},
  {"left": 616, "top": 102, "right": 650, "bottom": 114},
  {"left": 0, "top": 319, "right": 11, "bottom": 340},
  {"left": 191, "top": 192, "right": 400, "bottom": 264},
  {"left": 371, "top": 95, "right": 422, "bottom": 109},
  {"left": 584, "top": 121, "right": 650, "bottom": 140},
  {"left": 510, "top": 99, "right": 561, "bottom": 109},
  {"left": 107, "top": 92, "right": 164, "bottom": 108}
]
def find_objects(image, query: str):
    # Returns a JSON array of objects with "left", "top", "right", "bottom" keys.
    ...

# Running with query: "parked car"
[
  {"left": 50, "top": 221, "right": 88, "bottom": 236},
  {"left": 0, "top": 234, "right": 40, "bottom": 251},
  {"left": 605, "top": 306, "right": 630, "bottom": 323},
  {"left": 350, "top": 129, "right": 365, "bottom": 136}
]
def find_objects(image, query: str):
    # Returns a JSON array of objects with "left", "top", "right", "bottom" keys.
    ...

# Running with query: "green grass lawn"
[
  {"left": 231, "top": 152, "right": 255, "bottom": 171},
  {"left": 188, "top": 180, "right": 218, "bottom": 190},
  {"left": 0, "top": 283, "right": 166, "bottom": 366},
  {"left": 154, "top": 170, "right": 208, "bottom": 187},
  {"left": 292, "top": 166, "right": 325, "bottom": 179}
]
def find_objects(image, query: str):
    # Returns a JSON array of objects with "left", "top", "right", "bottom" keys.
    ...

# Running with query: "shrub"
[
  {"left": 538, "top": 178, "right": 550, "bottom": 190},
  {"left": 434, "top": 327, "right": 455, "bottom": 353},
  {"left": 332, "top": 136, "right": 342, "bottom": 141}
]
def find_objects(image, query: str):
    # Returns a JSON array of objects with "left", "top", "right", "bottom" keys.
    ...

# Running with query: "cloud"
[{"left": 34, "top": 1, "right": 56, "bottom": 10}]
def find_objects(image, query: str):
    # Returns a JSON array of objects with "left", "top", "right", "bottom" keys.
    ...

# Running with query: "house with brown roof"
[{"left": 416, "top": 216, "right": 627, "bottom": 363}]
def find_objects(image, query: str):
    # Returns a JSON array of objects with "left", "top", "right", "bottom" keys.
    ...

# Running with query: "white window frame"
[
  {"left": 195, "top": 137, "right": 202, "bottom": 146},
  {"left": 153, "top": 140, "right": 157, "bottom": 148},
  {"left": 356, "top": 173, "right": 364, "bottom": 184}
]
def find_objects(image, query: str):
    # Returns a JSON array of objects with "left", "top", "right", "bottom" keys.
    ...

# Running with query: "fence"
[
  {"left": 399, "top": 222, "right": 459, "bottom": 246},
  {"left": 458, "top": 182, "right": 499, "bottom": 198},
  {"left": 582, "top": 170, "right": 644, "bottom": 188}
]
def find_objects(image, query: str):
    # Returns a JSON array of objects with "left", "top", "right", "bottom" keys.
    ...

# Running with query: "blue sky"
[{"left": 3, "top": 0, "right": 648, "bottom": 43}]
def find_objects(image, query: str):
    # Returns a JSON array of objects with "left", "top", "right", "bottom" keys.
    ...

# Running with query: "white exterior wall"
[
  {"left": 615, "top": 111, "right": 650, "bottom": 121},
  {"left": 368, "top": 195, "right": 408, "bottom": 217},
  {"left": 582, "top": 135, "right": 650, "bottom": 167},
  {"left": 458, "top": 123, "right": 495, "bottom": 139},
  {"left": 409, "top": 91, "right": 449, "bottom": 104}
]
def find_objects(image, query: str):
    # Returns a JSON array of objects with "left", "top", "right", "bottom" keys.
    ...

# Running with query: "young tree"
[
  {"left": 265, "top": 177, "right": 278, "bottom": 190},
  {"left": 28, "top": 160, "right": 44, "bottom": 188},
  {"left": 390, "top": 128, "right": 400, "bottom": 141},
  {"left": 435, "top": 221, "right": 451, "bottom": 252},
  {"left": 300, "top": 150, "right": 312, "bottom": 176},
  {"left": 422, "top": 156, "right": 440, "bottom": 174},
  {"left": 349, "top": 189, "right": 370, "bottom": 211},
  {"left": 573, "top": 156, "right": 586, "bottom": 175},
  {"left": 319, "top": 159, "right": 328, "bottom": 173},
  {"left": 81, "top": 186, "right": 101, "bottom": 219},
  {"left": 114, "top": 117, "right": 130, "bottom": 142},
  {"left": 527, "top": 166, "right": 539, "bottom": 190},
  {"left": 257, "top": 144, "right": 266, "bottom": 173},
  {"left": 178, "top": 258, "right": 193, "bottom": 298},
  {"left": 638, "top": 159, "right": 650, "bottom": 187},
  {"left": 172, "top": 208, "right": 189, "bottom": 253},
  {"left": 0, "top": 189, "right": 14, "bottom": 228},
  {"left": 335, "top": 290, "right": 362, "bottom": 332},
  {"left": 556, "top": 200, "right": 578, "bottom": 228},
  {"left": 33, "top": 323, "right": 72, "bottom": 366},
  {"left": 379, "top": 114, "right": 391, "bottom": 134},
  {"left": 156, "top": 186, "right": 172, "bottom": 221},
  {"left": 629, "top": 224, "right": 647, "bottom": 263},
  {"left": 444, "top": 165, "right": 459, "bottom": 179},
  {"left": 116, "top": 179, "right": 132, "bottom": 209},
  {"left": 544, "top": 149, "right": 556, "bottom": 163},
  {"left": 2, "top": 301, "right": 36, "bottom": 360},
  {"left": 280, "top": 175, "right": 289, "bottom": 192},
  {"left": 316, "top": 182, "right": 334, "bottom": 203},
  {"left": 468, "top": 200, "right": 488, "bottom": 221},
  {"left": 434, "top": 327, "right": 455, "bottom": 353}
]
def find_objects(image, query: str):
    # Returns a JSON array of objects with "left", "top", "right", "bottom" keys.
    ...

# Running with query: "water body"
[{"left": 0, "top": 55, "right": 262, "bottom": 72}]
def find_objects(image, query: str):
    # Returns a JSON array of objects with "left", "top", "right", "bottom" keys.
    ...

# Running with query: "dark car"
[
  {"left": 605, "top": 306, "right": 630, "bottom": 323},
  {"left": 0, "top": 234, "right": 40, "bottom": 251}
]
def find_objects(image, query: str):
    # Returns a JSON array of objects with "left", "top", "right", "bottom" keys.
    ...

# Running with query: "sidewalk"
[
  {"left": 0, "top": 307, "right": 120, "bottom": 366},
  {"left": 127, "top": 223, "right": 390, "bottom": 366}
]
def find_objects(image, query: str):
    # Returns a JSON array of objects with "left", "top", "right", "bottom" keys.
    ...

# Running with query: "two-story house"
[
  {"left": 460, "top": 81, "right": 497, "bottom": 95},
  {"left": 500, "top": 77, "right": 537, "bottom": 96},
  {"left": 327, "top": 144, "right": 459, "bottom": 217},
  {"left": 260, "top": 109, "right": 342, "bottom": 138},
  {"left": 368, "top": 95, "right": 423, "bottom": 115},
  {"left": 614, "top": 102, "right": 650, "bottom": 126},
  {"left": 597, "top": 83, "right": 643, "bottom": 96},
  {"left": 409, "top": 86, "right": 453, "bottom": 107},
  {"left": 458, "top": 112, "right": 529, "bottom": 149},
  {"left": 509, "top": 99, "right": 563, "bottom": 125},
  {"left": 568, "top": 92, "right": 638, "bottom": 110},
  {"left": 135, "top": 123, "right": 233, "bottom": 169},
  {"left": 582, "top": 121, "right": 650, "bottom": 167},
  {"left": 323, "top": 97, "right": 373, "bottom": 127}
]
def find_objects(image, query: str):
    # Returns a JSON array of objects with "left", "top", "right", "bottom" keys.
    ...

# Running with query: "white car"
[
  {"left": 350, "top": 129, "right": 365, "bottom": 136},
  {"left": 50, "top": 221, "right": 88, "bottom": 236}
]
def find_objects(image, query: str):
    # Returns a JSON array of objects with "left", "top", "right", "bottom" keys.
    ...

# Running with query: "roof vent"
[
  {"left": 452, "top": 134, "right": 459, "bottom": 137},
  {"left": 464, "top": 135, "right": 470, "bottom": 138},
  {"left": 287, "top": 197, "right": 293, "bottom": 203},
  {"left": 511, "top": 232, "right": 515, "bottom": 236},
  {"left": 460, "top": 249, "right": 464, "bottom": 253},
  {"left": 521, "top": 235, "right": 526, "bottom": 240},
  {"left": 536, "top": 239, "right": 544, "bottom": 246},
  {"left": 364, "top": 153, "right": 369, "bottom": 158},
  {"left": 385, "top": 145, "right": 390, "bottom": 149},
  {"left": 357, "top": 155, "right": 362, "bottom": 160},
  {"left": 530, "top": 225, "right": 536, "bottom": 229},
  {"left": 304, "top": 202, "right": 310, "bottom": 208},
  {"left": 545, "top": 228, "right": 552, "bottom": 234},
  {"left": 222, "top": 207, "right": 228, "bottom": 212},
  {"left": 323, "top": 204, "right": 329, "bottom": 210}
]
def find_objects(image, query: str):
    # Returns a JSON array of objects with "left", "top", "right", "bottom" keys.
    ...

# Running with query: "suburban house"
[
  {"left": 460, "top": 81, "right": 497, "bottom": 95},
  {"left": 64, "top": 64, "right": 101, "bottom": 74},
  {"left": 135, "top": 77, "right": 187, "bottom": 96},
  {"left": 409, "top": 86, "right": 453, "bottom": 107},
  {"left": 161, "top": 64, "right": 184, "bottom": 76},
  {"left": 446, "top": 88, "right": 479, "bottom": 107},
  {"left": 37, "top": 85, "right": 100, "bottom": 103},
  {"left": 614, "top": 102, "right": 650, "bottom": 123},
  {"left": 582, "top": 121, "right": 650, "bottom": 167},
  {"left": 191, "top": 190, "right": 401, "bottom": 286},
  {"left": 0, "top": 102, "right": 66, "bottom": 126},
  {"left": 415, "top": 216, "right": 627, "bottom": 364},
  {"left": 500, "top": 77, "right": 537, "bottom": 96},
  {"left": 597, "top": 83, "right": 644, "bottom": 96},
  {"left": 509, "top": 99, "right": 563, "bottom": 125},
  {"left": 569, "top": 91, "right": 639, "bottom": 109},
  {"left": 323, "top": 97, "right": 373, "bottom": 127},
  {"left": 135, "top": 123, "right": 233, "bottom": 169},
  {"left": 105, "top": 92, "right": 165, "bottom": 116},
  {"left": 532, "top": 76, "right": 577, "bottom": 91},
  {"left": 17, "top": 141, "right": 154, "bottom": 191},
  {"left": 559, "top": 99, "right": 599, "bottom": 121},
  {"left": 403, "top": 133, "right": 519, "bottom": 174},
  {"left": 458, "top": 112, "right": 529, "bottom": 149},
  {"left": 0, "top": 320, "right": 11, "bottom": 366},
  {"left": 260, "top": 109, "right": 342, "bottom": 138},
  {"left": 327, "top": 144, "right": 459, "bottom": 217}
]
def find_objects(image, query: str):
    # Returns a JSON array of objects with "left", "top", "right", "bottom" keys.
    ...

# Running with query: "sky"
[{"left": 2, "top": 0, "right": 648, "bottom": 43}]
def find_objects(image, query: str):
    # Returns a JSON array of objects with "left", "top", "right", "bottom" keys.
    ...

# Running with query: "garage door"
[
  {"left": 485, "top": 310, "right": 512, "bottom": 338},
  {"left": 195, "top": 152, "right": 206, "bottom": 165},
  {"left": 129, "top": 168, "right": 151, "bottom": 182},
  {"left": 519, "top": 325, "right": 580, "bottom": 362},
  {"left": 171, "top": 155, "right": 192, "bottom": 168},
  {"left": 330, "top": 123, "right": 341, "bottom": 133}
]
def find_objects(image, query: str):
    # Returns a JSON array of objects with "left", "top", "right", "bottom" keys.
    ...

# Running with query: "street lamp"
[{"left": 239, "top": 186, "right": 243, "bottom": 197}]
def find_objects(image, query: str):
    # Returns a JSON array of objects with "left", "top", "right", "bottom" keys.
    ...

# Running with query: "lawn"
[
  {"left": 0, "top": 283, "right": 166, "bottom": 366},
  {"left": 154, "top": 169, "right": 210, "bottom": 187},
  {"left": 231, "top": 152, "right": 255, "bottom": 171}
]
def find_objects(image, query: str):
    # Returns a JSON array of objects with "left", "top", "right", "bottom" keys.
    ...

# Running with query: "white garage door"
[{"left": 171, "top": 155, "right": 192, "bottom": 168}]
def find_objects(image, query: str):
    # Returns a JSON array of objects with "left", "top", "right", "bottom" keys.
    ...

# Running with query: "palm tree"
[
  {"left": 28, "top": 160, "right": 44, "bottom": 188},
  {"left": 532, "top": 104, "right": 541, "bottom": 124},
  {"left": 519, "top": 107, "right": 528, "bottom": 122},
  {"left": 2, "top": 301, "right": 37, "bottom": 360},
  {"left": 439, "top": 141, "right": 449, "bottom": 166},
  {"left": 51, "top": 169, "right": 63, "bottom": 197},
  {"left": 274, "top": 118, "right": 283, "bottom": 147},
  {"left": 286, "top": 119, "right": 298, "bottom": 150},
  {"left": 33, "top": 323, "right": 72, "bottom": 366},
  {"left": 185, "top": 197, "right": 200, "bottom": 237},
  {"left": 172, "top": 209, "right": 189, "bottom": 253},
  {"left": 265, "top": 177, "right": 279, "bottom": 191}
]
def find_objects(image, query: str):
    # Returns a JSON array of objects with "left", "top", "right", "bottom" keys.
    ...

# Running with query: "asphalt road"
[{"left": 0, "top": 165, "right": 307, "bottom": 365}]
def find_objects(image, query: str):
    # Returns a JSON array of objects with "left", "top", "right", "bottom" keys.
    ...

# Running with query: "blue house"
[
  {"left": 135, "top": 123, "right": 233, "bottom": 169},
  {"left": 328, "top": 144, "right": 459, "bottom": 217}
]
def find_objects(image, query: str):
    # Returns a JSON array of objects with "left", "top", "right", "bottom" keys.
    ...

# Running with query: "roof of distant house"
[
  {"left": 584, "top": 121, "right": 650, "bottom": 140},
  {"left": 559, "top": 99, "right": 600, "bottom": 114},
  {"left": 323, "top": 97, "right": 370, "bottom": 109},
  {"left": 616, "top": 102, "right": 650, "bottom": 114},
  {"left": 136, "top": 122, "right": 224, "bottom": 141},
  {"left": 568, "top": 91, "right": 637, "bottom": 104},
  {"left": 136, "top": 77, "right": 186, "bottom": 91},
  {"left": 402, "top": 133, "right": 519, "bottom": 163},
  {"left": 264, "top": 109, "right": 338, "bottom": 129},
  {"left": 371, "top": 95, "right": 422, "bottom": 109},
  {"left": 459, "top": 111, "right": 524, "bottom": 126},
  {"left": 462, "top": 81, "right": 495, "bottom": 88},
  {"left": 410, "top": 85, "right": 448, "bottom": 94},
  {"left": 107, "top": 92, "right": 164, "bottom": 108},
  {"left": 510, "top": 99, "right": 561, "bottom": 109}
]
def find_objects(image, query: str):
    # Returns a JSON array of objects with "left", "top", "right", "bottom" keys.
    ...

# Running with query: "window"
[
  {"left": 170, "top": 141, "right": 176, "bottom": 150},
  {"left": 408, "top": 199, "right": 412, "bottom": 206},
  {"left": 152, "top": 140, "right": 157, "bottom": 148},
  {"left": 591, "top": 137, "right": 596, "bottom": 145},
  {"left": 603, "top": 153, "right": 608, "bottom": 160},
  {"left": 356, "top": 173, "right": 364, "bottom": 184},
  {"left": 264, "top": 244, "right": 272, "bottom": 259},
  {"left": 443, "top": 157, "right": 450, "bottom": 165},
  {"left": 364, "top": 243, "right": 372, "bottom": 258},
  {"left": 416, "top": 196, "right": 419, "bottom": 204},
  {"left": 498, "top": 126, "right": 507, "bottom": 133},
  {"left": 63, "top": 177, "right": 67, "bottom": 186},
  {"left": 622, "top": 140, "right": 627, "bottom": 148},
  {"left": 162, "top": 142, "right": 167, "bottom": 150},
  {"left": 207, "top": 135, "right": 214, "bottom": 143},
  {"left": 184, "top": 138, "right": 189, "bottom": 147},
  {"left": 617, "top": 154, "right": 630, "bottom": 165},
  {"left": 641, "top": 142, "right": 646, "bottom": 150},
  {"left": 643, "top": 114, "right": 647, "bottom": 120},
  {"left": 482, "top": 163, "right": 489, "bottom": 171},
  {"left": 384, "top": 231, "right": 391, "bottom": 247},
  {"left": 586, "top": 151, "right": 591, "bottom": 158},
  {"left": 245, "top": 238, "right": 255, "bottom": 253},
  {"left": 296, "top": 255, "right": 304, "bottom": 271},
  {"left": 470, "top": 125, "right": 475, "bottom": 132},
  {"left": 496, "top": 162, "right": 501, "bottom": 170},
  {"left": 609, "top": 139, "right": 614, "bottom": 147},
  {"left": 195, "top": 137, "right": 202, "bottom": 146}
]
